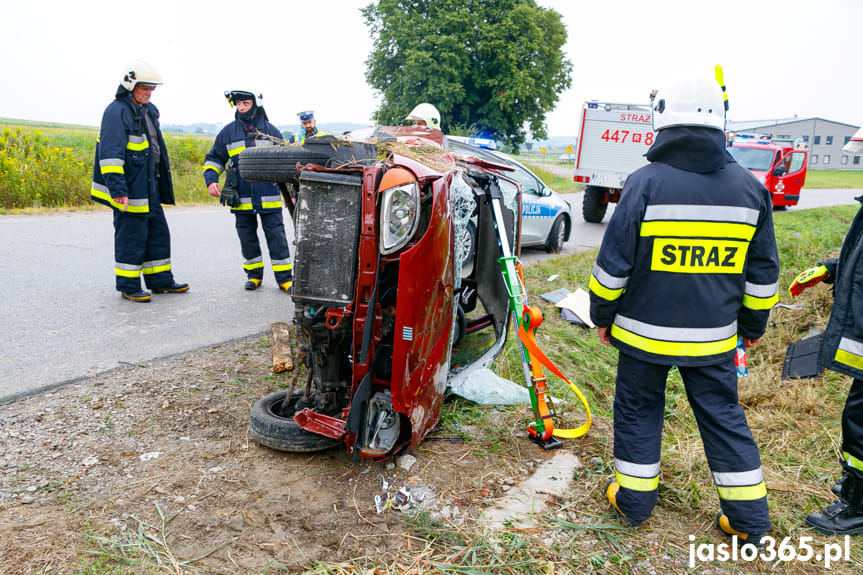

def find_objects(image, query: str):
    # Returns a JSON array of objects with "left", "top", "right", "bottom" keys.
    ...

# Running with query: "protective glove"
[
  {"left": 788, "top": 264, "right": 829, "bottom": 297},
  {"left": 219, "top": 187, "right": 240, "bottom": 208}
]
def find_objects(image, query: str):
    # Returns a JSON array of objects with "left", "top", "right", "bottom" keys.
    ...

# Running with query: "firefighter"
[
  {"left": 91, "top": 59, "right": 188, "bottom": 302},
  {"left": 589, "top": 73, "right": 779, "bottom": 543},
  {"left": 290, "top": 110, "right": 326, "bottom": 143},
  {"left": 204, "top": 90, "right": 292, "bottom": 292},
  {"left": 791, "top": 128, "right": 863, "bottom": 536},
  {"left": 405, "top": 103, "right": 440, "bottom": 129}
]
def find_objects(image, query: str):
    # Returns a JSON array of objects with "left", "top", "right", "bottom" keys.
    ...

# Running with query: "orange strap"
[{"left": 518, "top": 305, "right": 592, "bottom": 439}]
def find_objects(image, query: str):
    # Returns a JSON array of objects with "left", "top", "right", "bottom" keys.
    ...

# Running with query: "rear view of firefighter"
[
  {"left": 204, "top": 91, "right": 292, "bottom": 291},
  {"left": 91, "top": 60, "right": 189, "bottom": 302},
  {"left": 589, "top": 73, "right": 779, "bottom": 542},
  {"left": 791, "top": 126, "right": 863, "bottom": 536}
]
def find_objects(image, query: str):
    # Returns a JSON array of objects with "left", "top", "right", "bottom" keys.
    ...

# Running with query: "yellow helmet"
[{"left": 406, "top": 103, "right": 441, "bottom": 130}]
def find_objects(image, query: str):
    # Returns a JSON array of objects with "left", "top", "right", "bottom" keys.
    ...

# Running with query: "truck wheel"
[
  {"left": 544, "top": 215, "right": 568, "bottom": 253},
  {"left": 582, "top": 186, "right": 608, "bottom": 223},
  {"left": 249, "top": 390, "right": 340, "bottom": 453}
]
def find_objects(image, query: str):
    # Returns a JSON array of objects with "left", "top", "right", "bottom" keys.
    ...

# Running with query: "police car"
[{"left": 447, "top": 139, "right": 573, "bottom": 253}]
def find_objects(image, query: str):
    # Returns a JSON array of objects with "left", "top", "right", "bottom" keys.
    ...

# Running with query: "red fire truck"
[{"left": 572, "top": 101, "right": 808, "bottom": 222}]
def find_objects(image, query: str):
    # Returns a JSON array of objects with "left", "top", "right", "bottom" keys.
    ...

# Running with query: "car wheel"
[
  {"left": 582, "top": 186, "right": 608, "bottom": 223},
  {"left": 239, "top": 138, "right": 377, "bottom": 183},
  {"left": 544, "top": 215, "right": 567, "bottom": 253},
  {"left": 249, "top": 390, "right": 341, "bottom": 453},
  {"left": 452, "top": 303, "right": 467, "bottom": 348},
  {"left": 459, "top": 220, "right": 477, "bottom": 277}
]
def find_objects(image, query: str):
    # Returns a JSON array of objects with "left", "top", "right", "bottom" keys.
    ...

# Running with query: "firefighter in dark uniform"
[
  {"left": 289, "top": 110, "right": 326, "bottom": 144},
  {"left": 204, "top": 90, "right": 292, "bottom": 291},
  {"left": 589, "top": 74, "right": 780, "bottom": 543},
  {"left": 791, "top": 128, "right": 863, "bottom": 536},
  {"left": 91, "top": 60, "right": 188, "bottom": 302}
]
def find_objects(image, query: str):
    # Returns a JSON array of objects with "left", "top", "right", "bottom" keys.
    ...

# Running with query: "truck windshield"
[{"left": 728, "top": 146, "right": 775, "bottom": 172}]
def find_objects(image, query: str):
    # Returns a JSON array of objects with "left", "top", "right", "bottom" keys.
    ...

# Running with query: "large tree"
[{"left": 362, "top": 0, "right": 572, "bottom": 147}]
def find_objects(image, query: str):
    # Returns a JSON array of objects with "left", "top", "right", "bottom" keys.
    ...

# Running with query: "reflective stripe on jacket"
[
  {"left": 589, "top": 129, "right": 780, "bottom": 366},
  {"left": 203, "top": 115, "right": 283, "bottom": 214},
  {"left": 91, "top": 87, "right": 174, "bottom": 213},
  {"left": 820, "top": 199, "right": 863, "bottom": 378}
]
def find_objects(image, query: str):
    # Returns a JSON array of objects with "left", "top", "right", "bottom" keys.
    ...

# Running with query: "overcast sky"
[{"left": 2, "top": 0, "right": 860, "bottom": 138}]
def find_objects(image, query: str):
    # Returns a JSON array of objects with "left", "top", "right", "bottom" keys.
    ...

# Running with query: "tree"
[{"left": 362, "top": 0, "right": 571, "bottom": 148}]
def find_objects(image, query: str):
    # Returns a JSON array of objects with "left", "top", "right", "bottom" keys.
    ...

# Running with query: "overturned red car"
[{"left": 239, "top": 127, "right": 522, "bottom": 459}]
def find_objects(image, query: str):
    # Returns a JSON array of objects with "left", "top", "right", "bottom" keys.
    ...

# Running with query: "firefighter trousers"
[
  {"left": 234, "top": 211, "right": 292, "bottom": 284},
  {"left": 841, "top": 378, "right": 863, "bottom": 475},
  {"left": 113, "top": 203, "right": 174, "bottom": 293},
  {"left": 612, "top": 352, "right": 770, "bottom": 534}
]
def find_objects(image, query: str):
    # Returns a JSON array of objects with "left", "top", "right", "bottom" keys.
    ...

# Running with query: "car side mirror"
[
  {"left": 541, "top": 186, "right": 552, "bottom": 197},
  {"left": 772, "top": 166, "right": 787, "bottom": 177}
]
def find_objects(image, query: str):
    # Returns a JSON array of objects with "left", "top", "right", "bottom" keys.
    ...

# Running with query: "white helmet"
[
  {"left": 844, "top": 126, "right": 863, "bottom": 155},
  {"left": 651, "top": 75, "right": 725, "bottom": 132},
  {"left": 120, "top": 60, "right": 163, "bottom": 91},
  {"left": 406, "top": 103, "right": 441, "bottom": 130},
  {"left": 225, "top": 90, "right": 263, "bottom": 108}
]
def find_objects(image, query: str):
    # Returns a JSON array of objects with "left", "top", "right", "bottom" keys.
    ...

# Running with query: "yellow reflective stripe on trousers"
[
  {"left": 589, "top": 273, "right": 624, "bottom": 301},
  {"left": 244, "top": 257, "right": 264, "bottom": 271},
  {"left": 142, "top": 259, "right": 171, "bottom": 275},
  {"left": 272, "top": 263, "right": 293, "bottom": 272},
  {"left": 115, "top": 267, "right": 141, "bottom": 278},
  {"left": 261, "top": 201, "right": 282, "bottom": 209},
  {"left": 615, "top": 470, "right": 659, "bottom": 492},
  {"left": 611, "top": 324, "right": 737, "bottom": 357},
  {"left": 835, "top": 337, "right": 863, "bottom": 371},
  {"left": 716, "top": 482, "right": 767, "bottom": 501},
  {"left": 844, "top": 452, "right": 863, "bottom": 473},
  {"left": 640, "top": 221, "right": 756, "bottom": 241}
]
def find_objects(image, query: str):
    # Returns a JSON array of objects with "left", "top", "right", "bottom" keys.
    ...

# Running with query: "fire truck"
[
  {"left": 572, "top": 101, "right": 655, "bottom": 222},
  {"left": 572, "top": 101, "right": 809, "bottom": 222},
  {"left": 726, "top": 134, "right": 808, "bottom": 208}
]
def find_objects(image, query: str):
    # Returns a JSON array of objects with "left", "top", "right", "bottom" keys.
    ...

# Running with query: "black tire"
[
  {"left": 239, "top": 137, "right": 377, "bottom": 183},
  {"left": 582, "top": 186, "right": 609, "bottom": 223},
  {"left": 452, "top": 304, "right": 467, "bottom": 348},
  {"left": 249, "top": 390, "right": 341, "bottom": 453},
  {"left": 460, "top": 220, "right": 477, "bottom": 277},
  {"left": 544, "top": 215, "right": 567, "bottom": 253},
  {"left": 238, "top": 146, "right": 333, "bottom": 183}
]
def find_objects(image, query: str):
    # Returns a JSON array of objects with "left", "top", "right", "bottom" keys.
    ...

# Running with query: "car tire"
[
  {"left": 249, "top": 390, "right": 341, "bottom": 453},
  {"left": 582, "top": 186, "right": 608, "bottom": 223},
  {"left": 238, "top": 138, "right": 377, "bottom": 183},
  {"left": 460, "top": 220, "right": 477, "bottom": 277},
  {"left": 544, "top": 215, "right": 567, "bottom": 254}
]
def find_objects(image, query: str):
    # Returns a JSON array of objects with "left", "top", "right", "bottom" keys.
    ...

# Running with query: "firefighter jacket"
[
  {"left": 819, "top": 197, "right": 863, "bottom": 378},
  {"left": 203, "top": 111, "right": 283, "bottom": 214},
  {"left": 91, "top": 86, "right": 175, "bottom": 214},
  {"left": 589, "top": 127, "right": 780, "bottom": 366}
]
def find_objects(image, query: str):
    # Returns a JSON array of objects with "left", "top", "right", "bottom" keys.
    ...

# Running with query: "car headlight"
[{"left": 379, "top": 167, "right": 419, "bottom": 254}]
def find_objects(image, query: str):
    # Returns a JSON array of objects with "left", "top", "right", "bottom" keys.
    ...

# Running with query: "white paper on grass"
[{"left": 555, "top": 288, "right": 595, "bottom": 329}]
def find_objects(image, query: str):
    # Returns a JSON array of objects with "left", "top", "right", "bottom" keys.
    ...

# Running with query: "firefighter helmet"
[
  {"left": 651, "top": 75, "right": 725, "bottom": 132},
  {"left": 406, "top": 103, "right": 441, "bottom": 130},
  {"left": 120, "top": 60, "right": 163, "bottom": 91},
  {"left": 225, "top": 90, "right": 263, "bottom": 108}
]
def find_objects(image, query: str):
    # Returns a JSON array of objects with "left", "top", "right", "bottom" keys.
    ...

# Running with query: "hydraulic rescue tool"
[{"left": 488, "top": 183, "right": 592, "bottom": 449}]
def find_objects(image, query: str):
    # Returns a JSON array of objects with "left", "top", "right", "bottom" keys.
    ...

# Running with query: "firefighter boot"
[
  {"left": 806, "top": 472, "right": 863, "bottom": 536},
  {"left": 121, "top": 290, "right": 151, "bottom": 303},
  {"left": 715, "top": 511, "right": 766, "bottom": 548},
  {"left": 152, "top": 282, "right": 189, "bottom": 294},
  {"left": 245, "top": 279, "right": 261, "bottom": 291},
  {"left": 605, "top": 480, "right": 642, "bottom": 528},
  {"left": 279, "top": 281, "right": 292, "bottom": 294}
]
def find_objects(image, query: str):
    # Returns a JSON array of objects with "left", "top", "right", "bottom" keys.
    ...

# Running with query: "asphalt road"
[{"left": 2, "top": 186, "right": 861, "bottom": 403}]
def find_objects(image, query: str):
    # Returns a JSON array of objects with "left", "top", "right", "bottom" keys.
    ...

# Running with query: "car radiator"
[{"left": 293, "top": 171, "right": 363, "bottom": 306}]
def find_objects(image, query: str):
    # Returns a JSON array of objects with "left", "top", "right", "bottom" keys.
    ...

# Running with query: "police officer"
[
  {"left": 791, "top": 127, "right": 863, "bottom": 536},
  {"left": 405, "top": 103, "right": 441, "bottom": 129},
  {"left": 91, "top": 60, "right": 188, "bottom": 302},
  {"left": 290, "top": 110, "right": 326, "bottom": 144},
  {"left": 589, "top": 73, "right": 780, "bottom": 543},
  {"left": 204, "top": 90, "right": 292, "bottom": 292}
]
